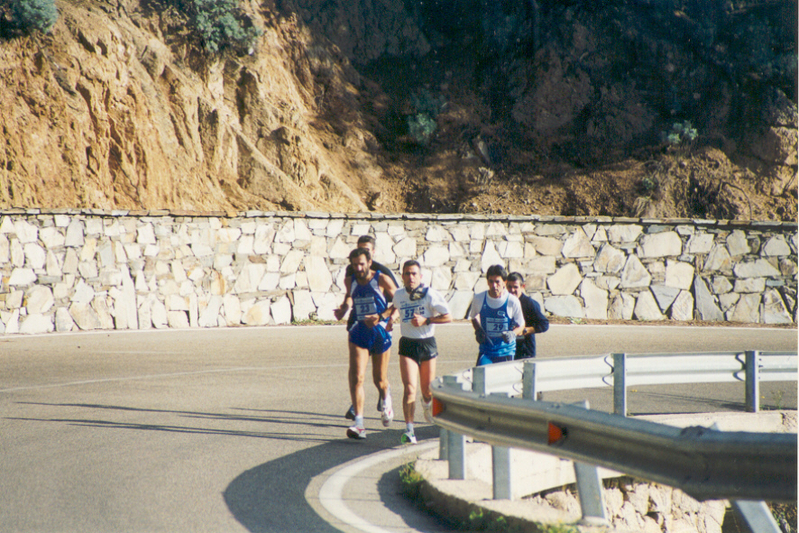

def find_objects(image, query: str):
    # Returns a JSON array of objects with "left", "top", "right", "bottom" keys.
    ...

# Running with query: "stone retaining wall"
[{"left": 0, "top": 210, "right": 796, "bottom": 334}]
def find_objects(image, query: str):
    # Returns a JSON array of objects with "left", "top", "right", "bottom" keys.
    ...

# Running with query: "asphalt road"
[{"left": 0, "top": 323, "right": 796, "bottom": 532}]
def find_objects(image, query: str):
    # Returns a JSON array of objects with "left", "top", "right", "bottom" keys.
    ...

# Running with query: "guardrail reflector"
[
  {"left": 548, "top": 422, "right": 567, "bottom": 445},
  {"left": 432, "top": 397, "right": 445, "bottom": 417}
]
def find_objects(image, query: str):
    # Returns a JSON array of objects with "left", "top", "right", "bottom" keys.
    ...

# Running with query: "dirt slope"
[{"left": 0, "top": 0, "right": 796, "bottom": 220}]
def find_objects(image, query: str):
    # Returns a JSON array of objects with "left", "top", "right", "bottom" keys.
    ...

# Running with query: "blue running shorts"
[{"left": 349, "top": 322, "right": 392, "bottom": 355}]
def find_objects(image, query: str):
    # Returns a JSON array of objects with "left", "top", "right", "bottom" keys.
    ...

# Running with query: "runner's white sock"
[{"left": 355, "top": 415, "right": 364, "bottom": 428}]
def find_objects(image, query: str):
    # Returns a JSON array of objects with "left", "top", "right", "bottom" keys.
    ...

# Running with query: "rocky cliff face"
[
  {"left": 0, "top": 0, "right": 796, "bottom": 220},
  {"left": 0, "top": 0, "right": 378, "bottom": 212}
]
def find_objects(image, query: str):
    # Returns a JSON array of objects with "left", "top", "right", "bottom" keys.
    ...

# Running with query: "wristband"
[{"left": 425, "top": 317, "right": 431, "bottom": 326}]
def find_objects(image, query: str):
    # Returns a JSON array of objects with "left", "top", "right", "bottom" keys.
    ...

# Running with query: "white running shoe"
[
  {"left": 346, "top": 425, "right": 366, "bottom": 440},
  {"left": 422, "top": 398, "right": 434, "bottom": 424},
  {"left": 400, "top": 430, "right": 417, "bottom": 444},
  {"left": 381, "top": 394, "right": 394, "bottom": 427}
]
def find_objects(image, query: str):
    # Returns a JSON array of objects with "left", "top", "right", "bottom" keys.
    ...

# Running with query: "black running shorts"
[{"left": 398, "top": 336, "right": 438, "bottom": 364}]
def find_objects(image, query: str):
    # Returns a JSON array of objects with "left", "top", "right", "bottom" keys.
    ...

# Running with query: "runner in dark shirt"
[{"left": 506, "top": 272, "right": 549, "bottom": 359}]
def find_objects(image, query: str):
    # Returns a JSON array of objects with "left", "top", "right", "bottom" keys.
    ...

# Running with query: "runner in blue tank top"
[
  {"left": 334, "top": 247, "right": 398, "bottom": 440},
  {"left": 469, "top": 264, "right": 525, "bottom": 366}
]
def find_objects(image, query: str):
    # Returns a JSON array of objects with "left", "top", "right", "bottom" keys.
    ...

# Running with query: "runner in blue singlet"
[
  {"left": 469, "top": 264, "right": 525, "bottom": 366},
  {"left": 334, "top": 247, "right": 398, "bottom": 440}
]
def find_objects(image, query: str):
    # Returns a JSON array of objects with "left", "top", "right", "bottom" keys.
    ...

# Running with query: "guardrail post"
[
  {"left": 447, "top": 430, "right": 466, "bottom": 480},
  {"left": 613, "top": 353, "right": 627, "bottom": 416},
  {"left": 574, "top": 461, "right": 608, "bottom": 526},
  {"left": 571, "top": 400, "right": 608, "bottom": 525},
  {"left": 473, "top": 366, "right": 487, "bottom": 395},
  {"left": 745, "top": 350, "right": 760, "bottom": 413},
  {"left": 441, "top": 375, "right": 466, "bottom": 477},
  {"left": 489, "top": 392, "right": 513, "bottom": 500},
  {"left": 731, "top": 500, "right": 781, "bottom": 533},
  {"left": 492, "top": 446, "right": 512, "bottom": 500},
  {"left": 522, "top": 361, "right": 537, "bottom": 400},
  {"left": 439, "top": 428, "right": 448, "bottom": 460}
]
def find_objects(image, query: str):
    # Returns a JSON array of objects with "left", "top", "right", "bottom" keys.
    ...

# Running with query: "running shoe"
[
  {"left": 346, "top": 425, "right": 366, "bottom": 440},
  {"left": 400, "top": 430, "right": 417, "bottom": 444},
  {"left": 345, "top": 405, "right": 356, "bottom": 420},
  {"left": 422, "top": 398, "right": 434, "bottom": 424},
  {"left": 381, "top": 394, "right": 394, "bottom": 427}
]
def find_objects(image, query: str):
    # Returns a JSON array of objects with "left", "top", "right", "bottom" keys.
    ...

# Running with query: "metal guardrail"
[{"left": 430, "top": 350, "right": 798, "bottom": 527}]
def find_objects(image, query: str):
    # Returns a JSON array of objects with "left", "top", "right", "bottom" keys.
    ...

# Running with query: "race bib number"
[
  {"left": 354, "top": 296, "right": 377, "bottom": 316},
  {"left": 401, "top": 304, "right": 425, "bottom": 322},
  {"left": 485, "top": 317, "right": 507, "bottom": 337}
]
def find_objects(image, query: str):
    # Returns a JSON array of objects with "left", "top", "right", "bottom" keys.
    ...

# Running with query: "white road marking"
[
  {"left": 0, "top": 363, "right": 348, "bottom": 393},
  {"left": 314, "top": 442, "right": 438, "bottom": 533}
]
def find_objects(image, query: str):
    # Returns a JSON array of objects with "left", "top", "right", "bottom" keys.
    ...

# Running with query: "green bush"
[
  {"left": 407, "top": 113, "right": 437, "bottom": 145},
  {"left": 178, "top": 0, "right": 262, "bottom": 54},
  {"left": 664, "top": 120, "right": 698, "bottom": 146},
  {"left": 11, "top": 0, "right": 58, "bottom": 34}
]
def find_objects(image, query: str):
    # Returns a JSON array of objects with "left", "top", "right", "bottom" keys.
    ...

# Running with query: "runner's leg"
[
  {"left": 349, "top": 342, "right": 369, "bottom": 418},
  {"left": 399, "top": 354, "right": 419, "bottom": 424}
]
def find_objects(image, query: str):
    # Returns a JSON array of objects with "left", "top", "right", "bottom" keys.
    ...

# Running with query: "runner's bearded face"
[
  {"left": 402, "top": 265, "right": 422, "bottom": 291},
  {"left": 351, "top": 255, "right": 372, "bottom": 281}
]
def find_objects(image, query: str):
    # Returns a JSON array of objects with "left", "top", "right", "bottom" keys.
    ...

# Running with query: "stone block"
[
  {"left": 726, "top": 230, "right": 749, "bottom": 257},
  {"left": 594, "top": 243, "right": 625, "bottom": 273},
  {"left": 762, "top": 289, "right": 793, "bottom": 324},
  {"left": 14, "top": 220, "right": 39, "bottom": 244},
  {"left": 728, "top": 293, "right": 760, "bottom": 323},
  {"left": 733, "top": 259, "right": 781, "bottom": 278},
  {"left": 292, "top": 290, "right": 316, "bottom": 321},
  {"left": 529, "top": 236, "right": 563, "bottom": 256},
  {"left": 671, "top": 291, "right": 694, "bottom": 321},
  {"left": 640, "top": 231, "right": 682, "bottom": 258},
  {"left": 270, "top": 296, "right": 291, "bottom": 325},
  {"left": 241, "top": 300, "right": 272, "bottom": 326},
  {"left": 447, "top": 291, "right": 474, "bottom": 320},
  {"left": 562, "top": 229, "right": 595, "bottom": 258},
  {"left": 548, "top": 263, "right": 582, "bottom": 295},
  {"left": 40, "top": 227, "right": 65, "bottom": 249},
  {"left": 311, "top": 292, "right": 340, "bottom": 322},
  {"left": 607, "top": 224, "right": 643, "bottom": 243},
  {"left": 393, "top": 237, "right": 417, "bottom": 257},
  {"left": 734, "top": 278, "right": 766, "bottom": 293},
  {"left": 686, "top": 233, "right": 714, "bottom": 254},
  {"left": 763, "top": 235, "right": 792, "bottom": 256},
  {"left": 544, "top": 295, "right": 584, "bottom": 318},
  {"left": 480, "top": 241, "right": 504, "bottom": 272},
  {"left": 9, "top": 268, "right": 36, "bottom": 286},
  {"left": 665, "top": 260, "right": 694, "bottom": 290},
  {"left": 620, "top": 256, "right": 651, "bottom": 288},
  {"left": 19, "top": 313, "right": 54, "bottom": 334},
  {"left": 55, "top": 307, "right": 75, "bottom": 332},
  {"left": 694, "top": 277, "right": 724, "bottom": 321},
  {"left": 702, "top": 245, "right": 732, "bottom": 273},
  {"left": 69, "top": 302, "right": 101, "bottom": 330},
  {"left": 167, "top": 310, "right": 190, "bottom": 328},
  {"left": 651, "top": 285, "right": 681, "bottom": 311},
  {"left": 580, "top": 278, "right": 608, "bottom": 319},
  {"left": 221, "top": 294, "right": 241, "bottom": 325},
  {"left": 718, "top": 292, "right": 740, "bottom": 312},
  {"left": 423, "top": 244, "right": 450, "bottom": 267},
  {"left": 634, "top": 290, "right": 665, "bottom": 321},
  {"left": 199, "top": 295, "right": 223, "bottom": 328},
  {"left": 26, "top": 286, "right": 54, "bottom": 314}
]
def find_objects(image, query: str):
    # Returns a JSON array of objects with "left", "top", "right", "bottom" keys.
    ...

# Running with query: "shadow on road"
[{"left": 9, "top": 401, "right": 446, "bottom": 532}]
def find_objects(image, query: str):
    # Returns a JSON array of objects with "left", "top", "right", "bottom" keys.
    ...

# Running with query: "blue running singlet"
[
  {"left": 478, "top": 294, "right": 516, "bottom": 363},
  {"left": 349, "top": 272, "right": 392, "bottom": 354}
]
